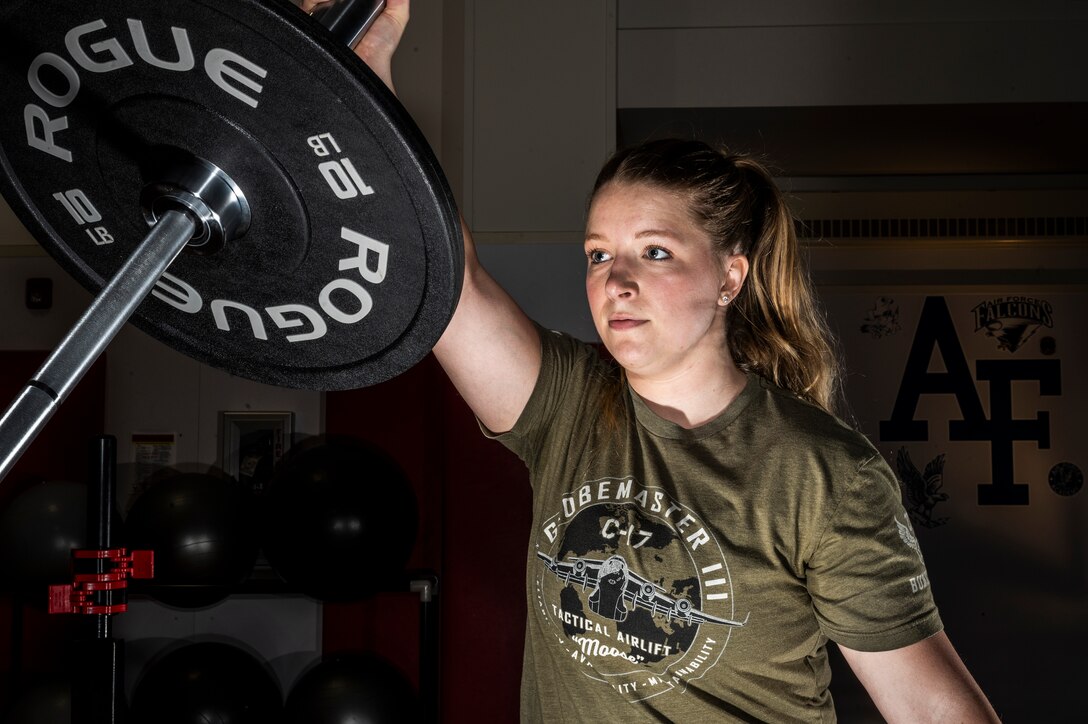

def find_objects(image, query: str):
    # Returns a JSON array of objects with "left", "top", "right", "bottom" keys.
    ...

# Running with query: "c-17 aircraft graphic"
[{"left": 537, "top": 551, "right": 748, "bottom": 628}]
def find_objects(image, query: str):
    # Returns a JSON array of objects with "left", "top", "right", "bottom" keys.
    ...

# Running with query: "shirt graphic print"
[{"left": 533, "top": 475, "right": 747, "bottom": 702}]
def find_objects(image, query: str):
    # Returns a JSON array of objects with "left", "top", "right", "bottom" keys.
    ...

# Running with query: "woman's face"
[{"left": 584, "top": 182, "right": 744, "bottom": 381}]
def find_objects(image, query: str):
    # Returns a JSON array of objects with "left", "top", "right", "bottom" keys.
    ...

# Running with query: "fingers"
[
  {"left": 294, "top": 0, "right": 408, "bottom": 93},
  {"left": 352, "top": 0, "right": 410, "bottom": 93}
]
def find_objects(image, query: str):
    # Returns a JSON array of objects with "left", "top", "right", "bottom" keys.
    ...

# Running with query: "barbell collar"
[{"left": 140, "top": 153, "right": 252, "bottom": 255}]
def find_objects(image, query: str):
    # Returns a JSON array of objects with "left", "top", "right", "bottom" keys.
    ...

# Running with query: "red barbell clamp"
[{"left": 48, "top": 548, "right": 154, "bottom": 615}]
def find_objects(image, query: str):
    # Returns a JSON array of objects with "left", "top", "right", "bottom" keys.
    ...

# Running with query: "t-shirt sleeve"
[{"left": 805, "top": 453, "right": 944, "bottom": 652}]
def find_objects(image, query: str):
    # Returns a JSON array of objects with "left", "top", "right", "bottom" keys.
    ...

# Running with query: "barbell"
[{"left": 0, "top": 0, "right": 462, "bottom": 480}]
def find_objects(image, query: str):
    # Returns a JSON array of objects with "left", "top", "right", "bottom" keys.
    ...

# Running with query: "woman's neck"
[{"left": 626, "top": 353, "right": 748, "bottom": 429}]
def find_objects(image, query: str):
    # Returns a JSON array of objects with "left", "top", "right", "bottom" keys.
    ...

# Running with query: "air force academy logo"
[{"left": 534, "top": 476, "right": 747, "bottom": 702}]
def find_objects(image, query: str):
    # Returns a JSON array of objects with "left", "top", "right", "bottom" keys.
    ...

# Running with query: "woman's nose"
[{"left": 605, "top": 257, "right": 637, "bottom": 299}]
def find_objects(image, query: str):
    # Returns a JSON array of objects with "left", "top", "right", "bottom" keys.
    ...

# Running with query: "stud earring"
[{"left": 720, "top": 293, "right": 730, "bottom": 305}]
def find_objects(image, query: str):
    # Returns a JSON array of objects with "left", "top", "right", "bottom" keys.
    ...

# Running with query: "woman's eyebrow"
[{"left": 634, "top": 228, "right": 681, "bottom": 241}]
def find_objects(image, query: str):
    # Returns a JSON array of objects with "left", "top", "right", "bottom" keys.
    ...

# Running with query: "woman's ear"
[{"left": 718, "top": 254, "right": 749, "bottom": 306}]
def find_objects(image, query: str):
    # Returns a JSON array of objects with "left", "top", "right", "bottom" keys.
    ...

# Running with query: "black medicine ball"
[
  {"left": 285, "top": 652, "right": 421, "bottom": 724},
  {"left": 125, "top": 471, "right": 259, "bottom": 607},
  {"left": 130, "top": 641, "right": 282, "bottom": 724},
  {"left": 260, "top": 436, "right": 418, "bottom": 600}
]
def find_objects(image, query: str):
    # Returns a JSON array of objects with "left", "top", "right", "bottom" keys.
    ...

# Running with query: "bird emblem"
[{"left": 895, "top": 448, "right": 950, "bottom": 528}]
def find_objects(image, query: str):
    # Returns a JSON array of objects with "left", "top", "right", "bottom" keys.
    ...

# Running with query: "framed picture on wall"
[{"left": 219, "top": 411, "right": 294, "bottom": 493}]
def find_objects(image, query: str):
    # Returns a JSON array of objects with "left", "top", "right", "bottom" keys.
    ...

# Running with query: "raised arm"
[
  {"left": 431, "top": 218, "right": 542, "bottom": 433},
  {"left": 840, "top": 632, "right": 1000, "bottom": 723},
  {"left": 326, "top": 0, "right": 542, "bottom": 432}
]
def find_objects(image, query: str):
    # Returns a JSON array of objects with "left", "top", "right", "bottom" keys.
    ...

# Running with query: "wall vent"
[{"left": 796, "top": 216, "right": 1088, "bottom": 240}]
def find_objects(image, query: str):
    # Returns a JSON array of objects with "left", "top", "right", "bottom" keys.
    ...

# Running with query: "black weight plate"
[{"left": 0, "top": 0, "right": 462, "bottom": 390}]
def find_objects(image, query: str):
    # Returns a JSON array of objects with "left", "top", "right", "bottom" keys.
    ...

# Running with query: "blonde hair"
[{"left": 591, "top": 139, "right": 841, "bottom": 414}]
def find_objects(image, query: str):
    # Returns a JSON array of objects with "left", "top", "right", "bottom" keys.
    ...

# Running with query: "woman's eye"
[
  {"left": 645, "top": 247, "right": 672, "bottom": 260},
  {"left": 588, "top": 249, "right": 611, "bottom": 264}
]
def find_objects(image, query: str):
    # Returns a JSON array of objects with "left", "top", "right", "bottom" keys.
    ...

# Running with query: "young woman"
[{"left": 322, "top": 0, "right": 1000, "bottom": 720}]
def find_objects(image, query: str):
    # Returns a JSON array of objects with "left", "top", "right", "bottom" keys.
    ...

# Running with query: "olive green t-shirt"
[{"left": 490, "top": 330, "right": 943, "bottom": 722}]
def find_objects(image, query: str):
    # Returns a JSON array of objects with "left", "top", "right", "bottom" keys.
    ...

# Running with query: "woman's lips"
[{"left": 608, "top": 318, "right": 645, "bottom": 330}]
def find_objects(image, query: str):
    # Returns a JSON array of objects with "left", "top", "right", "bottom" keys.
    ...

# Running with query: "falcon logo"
[{"left": 972, "top": 296, "right": 1053, "bottom": 353}]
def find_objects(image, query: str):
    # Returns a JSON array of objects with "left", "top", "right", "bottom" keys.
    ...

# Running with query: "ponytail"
[{"left": 725, "top": 158, "right": 840, "bottom": 413}]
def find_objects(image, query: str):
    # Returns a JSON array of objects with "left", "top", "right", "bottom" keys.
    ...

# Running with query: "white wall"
[
  {"left": 462, "top": 0, "right": 617, "bottom": 243},
  {"left": 476, "top": 243, "right": 596, "bottom": 341},
  {"left": 0, "top": 254, "right": 92, "bottom": 349}
]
